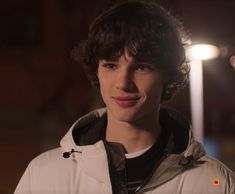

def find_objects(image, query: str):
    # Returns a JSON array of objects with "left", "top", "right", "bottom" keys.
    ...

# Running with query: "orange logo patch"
[{"left": 212, "top": 179, "right": 220, "bottom": 186}]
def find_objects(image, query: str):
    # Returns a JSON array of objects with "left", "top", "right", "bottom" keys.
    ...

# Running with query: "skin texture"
[{"left": 97, "top": 51, "right": 164, "bottom": 153}]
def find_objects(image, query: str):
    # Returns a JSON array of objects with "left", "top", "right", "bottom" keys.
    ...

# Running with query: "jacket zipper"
[{"left": 135, "top": 153, "right": 169, "bottom": 193}]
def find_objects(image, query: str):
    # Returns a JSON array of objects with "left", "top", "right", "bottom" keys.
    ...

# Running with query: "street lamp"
[{"left": 186, "top": 44, "right": 220, "bottom": 143}]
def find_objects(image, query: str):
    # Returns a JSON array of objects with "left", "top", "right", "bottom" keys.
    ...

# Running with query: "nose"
[{"left": 115, "top": 69, "right": 136, "bottom": 92}]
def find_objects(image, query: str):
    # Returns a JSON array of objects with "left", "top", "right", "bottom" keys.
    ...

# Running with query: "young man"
[{"left": 15, "top": 1, "right": 235, "bottom": 194}]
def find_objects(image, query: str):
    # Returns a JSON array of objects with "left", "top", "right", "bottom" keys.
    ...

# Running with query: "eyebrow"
[{"left": 99, "top": 59, "right": 118, "bottom": 63}]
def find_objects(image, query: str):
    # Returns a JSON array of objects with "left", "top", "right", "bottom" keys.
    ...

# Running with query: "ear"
[
  {"left": 96, "top": 68, "right": 100, "bottom": 79},
  {"left": 96, "top": 61, "right": 100, "bottom": 78},
  {"left": 159, "top": 73, "right": 169, "bottom": 102}
]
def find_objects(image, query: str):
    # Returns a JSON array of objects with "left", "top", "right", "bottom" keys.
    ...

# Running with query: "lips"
[{"left": 112, "top": 96, "right": 140, "bottom": 107}]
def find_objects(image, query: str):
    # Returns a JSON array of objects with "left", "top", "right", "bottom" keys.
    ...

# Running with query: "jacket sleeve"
[
  {"left": 229, "top": 177, "right": 235, "bottom": 194},
  {"left": 226, "top": 165, "right": 235, "bottom": 194},
  {"left": 14, "top": 163, "right": 32, "bottom": 194},
  {"left": 231, "top": 184, "right": 235, "bottom": 194}
]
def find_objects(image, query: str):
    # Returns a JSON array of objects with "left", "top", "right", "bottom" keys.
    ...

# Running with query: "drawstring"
[
  {"left": 63, "top": 149, "right": 82, "bottom": 158},
  {"left": 179, "top": 155, "right": 194, "bottom": 166}
]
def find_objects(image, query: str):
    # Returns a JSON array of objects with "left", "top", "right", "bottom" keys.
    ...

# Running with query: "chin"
[
  {"left": 116, "top": 115, "right": 137, "bottom": 122},
  {"left": 109, "top": 106, "right": 145, "bottom": 123}
]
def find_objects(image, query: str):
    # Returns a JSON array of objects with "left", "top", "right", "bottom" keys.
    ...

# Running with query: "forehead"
[
  {"left": 99, "top": 48, "right": 135, "bottom": 62},
  {"left": 121, "top": 50, "right": 134, "bottom": 62}
]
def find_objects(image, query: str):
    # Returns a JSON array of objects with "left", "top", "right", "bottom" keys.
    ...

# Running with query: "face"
[{"left": 97, "top": 51, "right": 164, "bottom": 123}]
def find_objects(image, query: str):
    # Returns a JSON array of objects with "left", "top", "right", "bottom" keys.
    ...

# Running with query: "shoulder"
[
  {"left": 182, "top": 155, "right": 235, "bottom": 193},
  {"left": 199, "top": 155, "right": 235, "bottom": 178},
  {"left": 169, "top": 155, "right": 235, "bottom": 193},
  {"left": 30, "top": 147, "right": 64, "bottom": 164},
  {"left": 27, "top": 147, "right": 73, "bottom": 172},
  {"left": 23, "top": 147, "right": 80, "bottom": 184}
]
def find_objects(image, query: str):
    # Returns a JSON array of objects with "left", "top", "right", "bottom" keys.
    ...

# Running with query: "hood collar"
[
  {"left": 60, "top": 107, "right": 205, "bottom": 158},
  {"left": 60, "top": 108, "right": 107, "bottom": 152}
]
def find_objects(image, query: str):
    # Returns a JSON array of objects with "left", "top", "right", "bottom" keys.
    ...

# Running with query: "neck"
[{"left": 105, "top": 108, "right": 161, "bottom": 153}]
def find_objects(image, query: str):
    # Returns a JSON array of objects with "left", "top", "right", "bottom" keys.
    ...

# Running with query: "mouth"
[{"left": 112, "top": 96, "right": 140, "bottom": 107}]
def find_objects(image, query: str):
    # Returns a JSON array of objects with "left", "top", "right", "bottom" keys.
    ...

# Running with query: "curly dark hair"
[{"left": 73, "top": 0, "right": 190, "bottom": 101}]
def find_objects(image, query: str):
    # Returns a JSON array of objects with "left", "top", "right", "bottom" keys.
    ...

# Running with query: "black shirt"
[{"left": 126, "top": 129, "right": 170, "bottom": 193}]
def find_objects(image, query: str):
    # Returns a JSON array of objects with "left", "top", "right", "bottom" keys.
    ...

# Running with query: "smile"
[{"left": 112, "top": 96, "right": 140, "bottom": 107}]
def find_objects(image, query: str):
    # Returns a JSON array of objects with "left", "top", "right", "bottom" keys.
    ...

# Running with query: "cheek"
[
  {"left": 98, "top": 77, "right": 110, "bottom": 100},
  {"left": 142, "top": 78, "right": 163, "bottom": 101},
  {"left": 97, "top": 68, "right": 111, "bottom": 101}
]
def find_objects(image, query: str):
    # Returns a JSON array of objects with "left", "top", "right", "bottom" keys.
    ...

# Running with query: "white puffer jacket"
[{"left": 14, "top": 108, "right": 235, "bottom": 194}]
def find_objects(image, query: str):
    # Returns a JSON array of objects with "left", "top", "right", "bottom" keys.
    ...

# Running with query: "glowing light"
[
  {"left": 187, "top": 43, "right": 219, "bottom": 143},
  {"left": 189, "top": 60, "right": 204, "bottom": 143},
  {"left": 187, "top": 44, "right": 220, "bottom": 60}
]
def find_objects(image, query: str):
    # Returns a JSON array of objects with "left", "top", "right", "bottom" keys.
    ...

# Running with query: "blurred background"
[{"left": 0, "top": 0, "right": 235, "bottom": 193}]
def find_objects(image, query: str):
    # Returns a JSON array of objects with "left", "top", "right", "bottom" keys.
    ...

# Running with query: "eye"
[
  {"left": 134, "top": 64, "right": 152, "bottom": 72},
  {"left": 102, "top": 63, "right": 118, "bottom": 70}
]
